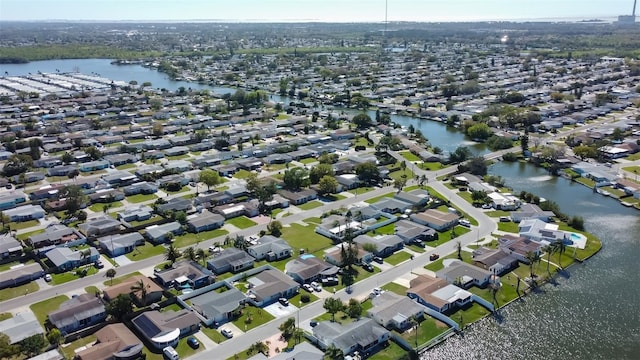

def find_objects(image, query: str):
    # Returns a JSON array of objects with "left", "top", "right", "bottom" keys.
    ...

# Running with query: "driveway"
[{"left": 263, "top": 301, "right": 299, "bottom": 318}]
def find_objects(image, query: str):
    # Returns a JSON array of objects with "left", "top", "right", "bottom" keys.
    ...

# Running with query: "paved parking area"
[{"left": 263, "top": 301, "right": 299, "bottom": 318}]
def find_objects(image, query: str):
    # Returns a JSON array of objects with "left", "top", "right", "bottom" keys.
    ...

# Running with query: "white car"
[
  {"left": 302, "top": 284, "right": 314, "bottom": 292},
  {"left": 44, "top": 274, "right": 52, "bottom": 282},
  {"left": 221, "top": 329, "right": 233, "bottom": 338},
  {"left": 310, "top": 281, "right": 322, "bottom": 292}
]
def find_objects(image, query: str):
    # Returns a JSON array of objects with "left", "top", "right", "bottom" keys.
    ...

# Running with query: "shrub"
[{"left": 300, "top": 294, "right": 310, "bottom": 303}]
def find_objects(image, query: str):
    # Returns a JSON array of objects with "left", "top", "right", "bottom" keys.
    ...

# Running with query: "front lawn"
[
  {"left": 59, "top": 335, "right": 97, "bottom": 359},
  {"left": 497, "top": 221, "right": 519, "bottom": 233},
  {"left": 389, "top": 169, "right": 415, "bottom": 182},
  {"left": 226, "top": 216, "right": 257, "bottom": 229},
  {"left": 399, "top": 151, "right": 420, "bottom": 162},
  {"left": 125, "top": 242, "right": 167, "bottom": 261},
  {"left": 381, "top": 282, "right": 408, "bottom": 295},
  {"left": 8, "top": 219, "right": 40, "bottom": 230},
  {"left": 201, "top": 326, "right": 228, "bottom": 343},
  {"left": 17, "top": 228, "right": 44, "bottom": 240},
  {"left": 116, "top": 163, "right": 136, "bottom": 170},
  {"left": 368, "top": 222, "right": 395, "bottom": 236},
  {"left": 320, "top": 193, "right": 347, "bottom": 201},
  {"left": 126, "top": 193, "right": 158, "bottom": 203},
  {"left": 290, "top": 291, "right": 319, "bottom": 307},
  {"left": 31, "top": 295, "right": 69, "bottom": 325},
  {"left": 385, "top": 251, "right": 412, "bottom": 265},
  {"left": 51, "top": 265, "right": 99, "bottom": 285},
  {"left": 398, "top": 317, "right": 450, "bottom": 348},
  {"left": 428, "top": 226, "right": 471, "bottom": 246},
  {"left": 485, "top": 210, "right": 511, "bottom": 218},
  {"left": 281, "top": 223, "right": 333, "bottom": 254},
  {"left": 231, "top": 306, "right": 275, "bottom": 332},
  {"left": 233, "top": 169, "right": 253, "bottom": 179},
  {"left": 0, "top": 259, "right": 34, "bottom": 272},
  {"left": 364, "top": 192, "right": 394, "bottom": 204},
  {"left": 420, "top": 161, "right": 445, "bottom": 171},
  {"left": 406, "top": 244, "right": 426, "bottom": 253},
  {"left": 0, "top": 281, "right": 39, "bottom": 301},
  {"left": 368, "top": 340, "right": 408, "bottom": 360},
  {"left": 103, "top": 271, "right": 143, "bottom": 286},
  {"left": 296, "top": 200, "right": 323, "bottom": 210},
  {"left": 348, "top": 186, "right": 375, "bottom": 195},
  {"left": 173, "top": 228, "right": 229, "bottom": 248},
  {"left": 299, "top": 157, "right": 317, "bottom": 165},
  {"left": 89, "top": 201, "right": 122, "bottom": 213}
]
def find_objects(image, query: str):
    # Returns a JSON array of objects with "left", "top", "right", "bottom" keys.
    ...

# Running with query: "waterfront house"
[
  {"left": 472, "top": 247, "right": 519, "bottom": 275},
  {"left": 407, "top": 274, "right": 473, "bottom": 313},
  {"left": 48, "top": 294, "right": 106, "bottom": 335},
  {"left": 510, "top": 204, "right": 556, "bottom": 223},
  {"left": 498, "top": 234, "right": 544, "bottom": 263},
  {"left": 313, "top": 318, "right": 390, "bottom": 357}
]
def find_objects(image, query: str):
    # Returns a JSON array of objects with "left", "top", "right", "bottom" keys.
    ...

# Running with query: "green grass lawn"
[
  {"left": 498, "top": 221, "right": 520, "bottom": 233},
  {"left": 348, "top": 186, "right": 375, "bottom": 195},
  {"left": 427, "top": 226, "right": 471, "bottom": 246},
  {"left": 0, "top": 259, "right": 34, "bottom": 272},
  {"left": 130, "top": 215, "right": 163, "bottom": 227},
  {"left": 303, "top": 217, "right": 322, "bottom": 225},
  {"left": 365, "top": 191, "right": 395, "bottom": 204},
  {"left": 321, "top": 193, "right": 347, "bottom": 201},
  {"left": 125, "top": 242, "right": 167, "bottom": 261},
  {"left": 8, "top": 219, "right": 40, "bottom": 230},
  {"left": 31, "top": 295, "right": 69, "bottom": 325},
  {"left": 399, "top": 317, "right": 450, "bottom": 348},
  {"left": 425, "top": 250, "right": 474, "bottom": 272},
  {"left": 231, "top": 306, "right": 275, "bottom": 332},
  {"left": 51, "top": 265, "right": 99, "bottom": 285},
  {"left": 126, "top": 193, "right": 158, "bottom": 203},
  {"left": 89, "top": 201, "right": 123, "bottom": 213},
  {"left": 381, "top": 282, "right": 408, "bottom": 295},
  {"left": 173, "top": 229, "right": 229, "bottom": 248},
  {"left": 85, "top": 285, "right": 99, "bottom": 295},
  {"left": 406, "top": 244, "right": 426, "bottom": 253},
  {"left": 17, "top": 228, "right": 45, "bottom": 241},
  {"left": 399, "top": 151, "right": 421, "bottom": 162},
  {"left": 389, "top": 168, "right": 415, "bottom": 182},
  {"left": 485, "top": 210, "right": 511, "bottom": 217},
  {"left": 420, "top": 161, "right": 445, "bottom": 171},
  {"left": 0, "top": 281, "right": 39, "bottom": 301},
  {"left": 115, "top": 163, "right": 136, "bottom": 170},
  {"left": 281, "top": 223, "right": 333, "bottom": 254},
  {"left": 574, "top": 176, "right": 596, "bottom": 187},
  {"left": 368, "top": 340, "right": 408, "bottom": 360},
  {"left": 296, "top": 200, "right": 323, "bottom": 210},
  {"left": 167, "top": 154, "right": 191, "bottom": 160},
  {"left": 0, "top": 313, "right": 12, "bottom": 321},
  {"left": 385, "top": 251, "right": 413, "bottom": 265},
  {"left": 354, "top": 137, "right": 372, "bottom": 148},
  {"left": 164, "top": 185, "right": 190, "bottom": 194},
  {"left": 201, "top": 326, "right": 228, "bottom": 343},
  {"left": 233, "top": 169, "right": 253, "bottom": 179},
  {"left": 451, "top": 302, "right": 491, "bottom": 328},
  {"left": 226, "top": 216, "right": 257, "bottom": 229},
  {"left": 290, "top": 291, "right": 319, "bottom": 307},
  {"left": 299, "top": 157, "right": 317, "bottom": 165},
  {"left": 103, "top": 271, "right": 143, "bottom": 286},
  {"left": 368, "top": 222, "right": 395, "bottom": 236},
  {"left": 59, "top": 334, "right": 97, "bottom": 359}
]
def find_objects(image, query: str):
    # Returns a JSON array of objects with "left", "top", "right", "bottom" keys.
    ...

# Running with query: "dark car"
[
  {"left": 94, "top": 260, "right": 104, "bottom": 269},
  {"left": 310, "top": 319, "right": 318, "bottom": 327},
  {"left": 430, "top": 253, "right": 440, "bottom": 261},
  {"left": 373, "top": 256, "right": 383, "bottom": 264},
  {"left": 278, "top": 297, "right": 290, "bottom": 306},
  {"left": 187, "top": 337, "right": 200, "bottom": 349},
  {"left": 361, "top": 263, "right": 374, "bottom": 272}
]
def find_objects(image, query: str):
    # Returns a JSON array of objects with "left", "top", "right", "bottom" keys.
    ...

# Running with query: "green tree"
[
  {"left": 106, "top": 294, "right": 133, "bottom": 320},
  {"left": 165, "top": 244, "right": 181, "bottom": 265},
  {"left": 20, "top": 334, "right": 45, "bottom": 357},
  {"left": 267, "top": 221, "right": 283, "bottom": 237},
  {"left": 184, "top": 246, "right": 197, "bottom": 262},
  {"left": 279, "top": 317, "right": 296, "bottom": 340},
  {"left": 466, "top": 123, "right": 492, "bottom": 140},
  {"left": 525, "top": 251, "right": 541, "bottom": 280},
  {"left": 448, "top": 146, "right": 471, "bottom": 164},
  {"left": 318, "top": 175, "right": 339, "bottom": 196},
  {"left": 46, "top": 328, "right": 62, "bottom": 346},
  {"left": 0, "top": 333, "right": 19, "bottom": 359},
  {"left": 152, "top": 122, "right": 164, "bottom": 137},
  {"left": 196, "top": 248, "right": 207, "bottom": 266},
  {"left": 309, "top": 163, "right": 334, "bottom": 184},
  {"left": 324, "top": 344, "right": 344, "bottom": 360},
  {"left": 393, "top": 177, "right": 407, "bottom": 192},
  {"left": 553, "top": 239, "right": 567, "bottom": 270},
  {"left": 355, "top": 162, "right": 380, "bottom": 185},
  {"left": 346, "top": 298, "right": 363, "bottom": 319},
  {"left": 57, "top": 185, "right": 87, "bottom": 215},
  {"left": 323, "top": 297, "right": 344, "bottom": 322},
  {"left": 3, "top": 154, "right": 33, "bottom": 177},
  {"left": 352, "top": 113, "right": 372, "bottom": 130},
  {"left": 199, "top": 169, "right": 222, "bottom": 191},
  {"left": 130, "top": 279, "right": 149, "bottom": 306},
  {"left": 106, "top": 268, "right": 116, "bottom": 285},
  {"left": 318, "top": 152, "right": 339, "bottom": 164},
  {"left": 471, "top": 190, "right": 488, "bottom": 205},
  {"left": 283, "top": 167, "right": 309, "bottom": 191},
  {"left": 573, "top": 145, "right": 598, "bottom": 160}
]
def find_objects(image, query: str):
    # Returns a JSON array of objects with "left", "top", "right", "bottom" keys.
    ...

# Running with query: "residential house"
[
  {"left": 189, "top": 286, "right": 247, "bottom": 326},
  {"left": 101, "top": 171, "right": 138, "bottom": 187},
  {"left": 278, "top": 188, "right": 318, "bottom": 206},
  {"left": 368, "top": 292, "right": 426, "bottom": 331},
  {"left": 207, "top": 248, "right": 254, "bottom": 275},
  {"left": 246, "top": 342, "right": 323, "bottom": 360},
  {"left": 436, "top": 262, "right": 492, "bottom": 289},
  {"left": 285, "top": 256, "right": 339, "bottom": 284},
  {"left": 145, "top": 222, "right": 183, "bottom": 244},
  {"left": 79, "top": 160, "right": 110, "bottom": 172},
  {"left": 98, "top": 232, "right": 145, "bottom": 257},
  {"left": 0, "top": 263, "right": 45, "bottom": 290},
  {"left": 213, "top": 201, "right": 259, "bottom": 219},
  {"left": 369, "top": 197, "right": 412, "bottom": 214},
  {"left": 88, "top": 189, "right": 125, "bottom": 203},
  {"left": 352, "top": 234, "right": 404, "bottom": 257},
  {"left": 264, "top": 194, "right": 289, "bottom": 210},
  {"left": 394, "top": 189, "right": 430, "bottom": 206},
  {"left": 3, "top": 204, "right": 45, "bottom": 222},
  {"left": 46, "top": 247, "right": 100, "bottom": 272},
  {"left": 472, "top": 247, "right": 519, "bottom": 275},
  {"left": 510, "top": 203, "right": 556, "bottom": 223},
  {"left": 47, "top": 164, "right": 79, "bottom": 177},
  {"left": 410, "top": 209, "right": 460, "bottom": 231},
  {"left": 194, "top": 192, "right": 233, "bottom": 208},
  {"left": 518, "top": 219, "right": 568, "bottom": 244},
  {"left": 247, "top": 235, "right": 292, "bottom": 261},
  {"left": 117, "top": 205, "right": 154, "bottom": 222},
  {"left": 48, "top": 294, "right": 106, "bottom": 335},
  {"left": 313, "top": 318, "right": 390, "bottom": 357},
  {"left": 324, "top": 243, "right": 372, "bottom": 267},
  {"left": 335, "top": 174, "right": 360, "bottom": 190},
  {"left": 156, "top": 197, "right": 192, "bottom": 214},
  {"left": 123, "top": 181, "right": 158, "bottom": 195},
  {"left": 78, "top": 216, "right": 122, "bottom": 237},
  {"left": 132, "top": 310, "right": 200, "bottom": 349},
  {"left": 245, "top": 269, "right": 299, "bottom": 307},
  {"left": 29, "top": 185, "right": 64, "bottom": 201},
  {"left": 394, "top": 220, "right": 437, "bottom": 243},
  {"left": 0, "top": 191, "right": 27, "bottom": 210},
  {"left": 487, "top": 192, "right": 522, "bottom": 210},
  {"left": 154, "top": 260, "right": 214, "bottom": 289},
  {"left": 75, "top": 323, "right": 143, "bottom": 360},
  {"left": 498, "top": 234, "right": 544, "bottom": 263},
  {"left": 0, "top": 234, "right": 22, "bottom": 259},
  {"left": 27, "top": 224, "right": 86, "bottom": 250},
  {"left": 0, "top": 312, "right": 44, "bottom": 345},
  {"left": 407, "top": 274, "right": 473, "bottom": 313},
  {"left": 224, "top": 185, "right": 248, "bottom": 199},
  {"left": 187, "top": 210, "right": 225, "bottom": 233},
  {"left": 102, "top": 275, "right": 163, "bottom": 306}
]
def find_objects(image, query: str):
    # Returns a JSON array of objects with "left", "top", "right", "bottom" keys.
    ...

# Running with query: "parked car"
[
  {"left": 94, "top": 260, "right": 104, "bottom": 269},
  {"left": 302, "top": 284, "right": 314, "bottom": 292},
  {"left": 221, "top": 329, "right": 233, "bottom": 338},
  {"left": 310, "top": 319, "right": 318, "bottom": 327},
  {"left": 459, "top": 219, "right": 471, "bottom": 227},
  {"left": 373, "top": 256, "right": 383, "bottom": 264},
  {"left": 208, "top": 246, "right": 221, "bottom": 253},
  {"left": 361, "top": 263, "right": 374, "bottom": 272},
  {"left": 44, "top": 274, "right": 52, "bottom": 282},
  {"left": 187, "top": 337, "right": 200, "bottom": 349},
  {"left": 310, "top": 281, "right": 322, "bottom": 292},
  {"left": 278, "top": 297, "right": 290, "bottom": 306},
  {"left": 430, "top": 253, "right": 440, "bottom": 261},
  {"left": 321, "top": 277, "right": 339, "bottom": 286},
  {"left": 162, "top": 346, "right": 179, "bottom": 360}
]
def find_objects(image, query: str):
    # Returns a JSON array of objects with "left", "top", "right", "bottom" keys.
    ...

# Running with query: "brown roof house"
[
  {"left": 132, "top": 310, "right": 200, "bottom": 350},
  {"left": 76, "top": 323, "right": 143, "bottom": 360},
  {"left": 102, "top": 275, "right": 163, "bottom": 307}
]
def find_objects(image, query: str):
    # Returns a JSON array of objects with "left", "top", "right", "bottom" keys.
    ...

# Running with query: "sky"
[{"left": 0, "top": 0, "right": 636, "bottom": 22}]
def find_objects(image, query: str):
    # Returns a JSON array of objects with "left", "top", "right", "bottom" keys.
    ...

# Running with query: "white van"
[
  {"left": 163, "top": 346, "right": 179, "bottom": 360},
  {"left": 459, "top": 219, "right": 471, "bottom": 227}
]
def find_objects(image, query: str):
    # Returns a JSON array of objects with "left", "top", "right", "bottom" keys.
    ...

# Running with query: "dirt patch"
[
  {"left": 263, "top": 332, "right": 289, "bottom": 357},
  {"left": 435, "top": 319, "right": 448, "bottom": 328}
]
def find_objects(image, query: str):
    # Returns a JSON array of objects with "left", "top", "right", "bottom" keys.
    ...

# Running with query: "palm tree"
[
  {"left": 196, "top": 248, "right": 207, "bottom": 266},
  {"left": 542, "top": 245, "right": 554, "bottom": 275},
  {"left": 130, "top": 279, "right": 149, "bottom": 306},
  {"left": 106, "top": 268, "right": 117, "bottom": 285},
  {"left": 293, "top": 327, "right": 304, "bottom": 345},
  {"left": 553, "top": 239, "right": 567, "bottom": 270},
  {"left": 165, "top": 244, "right": 181, "bottom": 265},
  {"left": 456, "top": 240, "right": 462, "bottom": 260},
  {"left": 184, "top": 246, "right": 197, "bottom": 262},
  {"left": 525, "top": 251, "right": 541, "bottom": 280},
  {"left": 324, "top": 344, "right": 344, "bottom": 360}
]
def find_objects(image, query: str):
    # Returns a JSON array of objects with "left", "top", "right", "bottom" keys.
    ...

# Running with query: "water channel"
[{"left": 2, "top": 59, "right": 639, "bottom": 359}]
